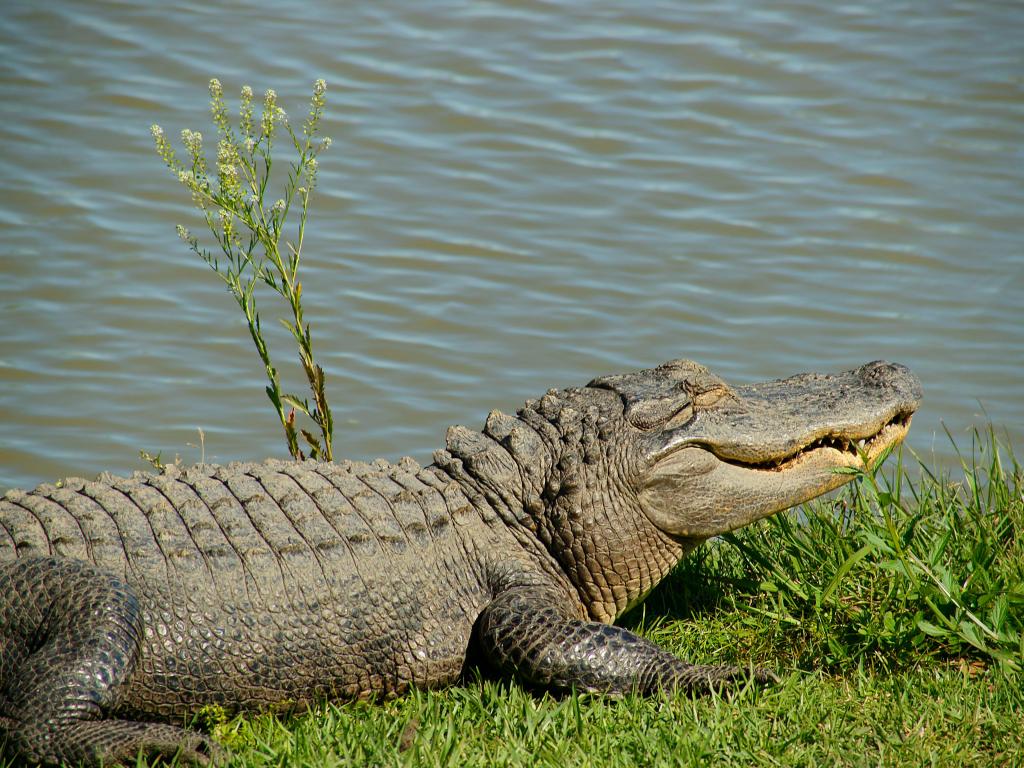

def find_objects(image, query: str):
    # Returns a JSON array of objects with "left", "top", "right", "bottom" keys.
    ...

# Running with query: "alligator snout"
[{"left": 856, "top": 360, "right": 924, "bottom": 410}]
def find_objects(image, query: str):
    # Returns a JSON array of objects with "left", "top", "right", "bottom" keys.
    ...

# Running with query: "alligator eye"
[
  {"left": 683, "top": 378, "right": 731, "bottom": 409},
  {"left": 663, "top": 405, "right": 695, "bottom": 430},
  {"left": 624, "top": 398, "right": 692, "bottom": 430}
]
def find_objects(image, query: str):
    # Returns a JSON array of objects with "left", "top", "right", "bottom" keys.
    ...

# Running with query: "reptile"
[{"left": 0, "top": 357, "right": 921, "bottom": 766}]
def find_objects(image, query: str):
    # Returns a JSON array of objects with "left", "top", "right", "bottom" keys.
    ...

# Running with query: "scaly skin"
[{"left": 0, "top": 358, "right": 922, "bottom": 766}]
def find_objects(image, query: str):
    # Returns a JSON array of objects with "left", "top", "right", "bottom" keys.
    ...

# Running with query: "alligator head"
[
  {"left": 592, "top": 359, "right": 923, "bottom": 539},
  {"left": 436, "top": 358, "right": 922, "bottom": 621}
]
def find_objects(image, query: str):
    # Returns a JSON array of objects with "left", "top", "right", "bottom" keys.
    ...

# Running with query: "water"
[{"left": 1, "top": 1, "right": 1021, "bottom": 490}]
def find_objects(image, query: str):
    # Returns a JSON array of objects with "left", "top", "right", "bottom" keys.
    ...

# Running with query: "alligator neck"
[{"left": 431, "top": 390, "right": 689, "bottom": 622}]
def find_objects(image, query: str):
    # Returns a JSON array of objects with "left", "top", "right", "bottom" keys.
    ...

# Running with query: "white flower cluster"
[
  {"left": 261, "top": 90, "right": 279, "bottom": 138},
  {"left": 181, "top": 129, "right": 203, "bottom": 157}
]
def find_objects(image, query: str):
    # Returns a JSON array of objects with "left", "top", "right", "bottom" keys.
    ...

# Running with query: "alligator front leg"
[
  {"left": 0, "top": 556, "right": 224, "bottom": 767},
  {"left": 477, "top": 586, "right": 777, "bottom": 695}
]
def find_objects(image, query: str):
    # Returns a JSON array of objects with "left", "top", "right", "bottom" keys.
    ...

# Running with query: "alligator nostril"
[
  {"left": 859, "top": 360, "right": 902, "bottom": 382},
  {"left": 860, "top": 360, "right": 892, "bottom": 374},
  {"left": 856, "top": 361, "right": 923, "bottom": 405}
]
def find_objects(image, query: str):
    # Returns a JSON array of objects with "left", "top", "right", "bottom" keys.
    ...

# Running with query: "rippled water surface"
[{"left": 1, "top": 1, "right": 1021, "bottom": 489}]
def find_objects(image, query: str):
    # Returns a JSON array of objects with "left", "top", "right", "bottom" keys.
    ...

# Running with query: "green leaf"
[
  {"left": 265, "top": 385, "right": 281, "bottom": 408},
  {"left": 301, "top": 428, "right": 323, "bottom": 458},
  {"left": 831, "top": 466, "right": 862, "bottom": 476},
  {"left": 883, "top": 611, "right": 896, "bottom": 634},
  {"left": 916, "top": 619, "right": 949, "bottom": 638},
  {"left": 863, "top": 532, "right": 895, "bottom": 555},
  {"left": 988, "top": 594, "right": 1008, "bottom": 631},
  {"left": 820, "top": 543, "right": 874, "bottom": 607},
  {"left": 958, "top": 621, "right": 989, "bottom": 652},
  {"left": 281, "top": 394, "right": 311, "bottom": 416}
]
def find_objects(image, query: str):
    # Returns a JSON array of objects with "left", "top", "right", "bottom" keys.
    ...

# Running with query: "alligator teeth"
[{"left": 733, "top": 411, "right": 909, "bottom": 471}]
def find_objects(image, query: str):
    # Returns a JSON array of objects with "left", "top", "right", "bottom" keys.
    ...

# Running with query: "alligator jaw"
[{"left": 715, "top": 409, "right": 915, "bottom": 473}]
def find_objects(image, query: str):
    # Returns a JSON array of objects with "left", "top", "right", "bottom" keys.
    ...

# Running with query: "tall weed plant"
[{"left": 152, "top": 79, "right": 334, "bottom": 460}]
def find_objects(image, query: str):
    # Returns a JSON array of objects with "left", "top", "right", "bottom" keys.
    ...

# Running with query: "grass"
[
  {"left": 8, "top": 427, "right": 1021, "bottom": 767},
  {"left": 186, "top": 667, "right": 1020, "bottom": 768}
]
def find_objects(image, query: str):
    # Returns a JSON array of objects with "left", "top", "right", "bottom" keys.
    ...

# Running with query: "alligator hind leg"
[{"left": 0, "top": 556, "right": 224, "bottom": 766}]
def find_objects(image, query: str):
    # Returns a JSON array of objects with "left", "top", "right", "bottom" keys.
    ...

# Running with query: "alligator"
[{"left": 0, "top": 358, "right": 921, "bottom": 766}]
